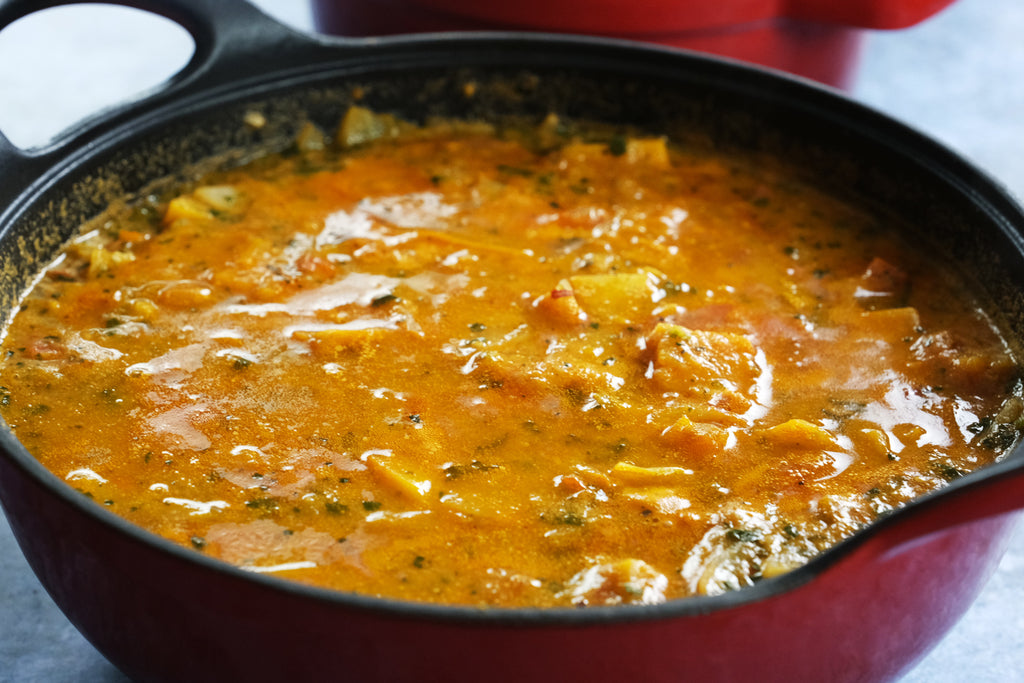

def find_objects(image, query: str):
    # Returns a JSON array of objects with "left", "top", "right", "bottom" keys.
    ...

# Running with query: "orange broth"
[{"left": 1, "top": 110, "right": 1020, "bottom": 607}]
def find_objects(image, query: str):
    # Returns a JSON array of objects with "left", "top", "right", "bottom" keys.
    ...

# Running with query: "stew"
[{"left": 0, "top": 109, "right": 1019, "bottom": 607}]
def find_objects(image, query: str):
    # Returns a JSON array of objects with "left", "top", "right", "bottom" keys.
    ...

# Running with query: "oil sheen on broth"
[{"left": 1, "top": 108, "right": 1021, "bottom": 608}]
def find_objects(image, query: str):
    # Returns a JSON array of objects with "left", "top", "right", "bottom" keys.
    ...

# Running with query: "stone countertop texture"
[{"left": 0, "top": 0, "right": 1022, "bottom": 680}]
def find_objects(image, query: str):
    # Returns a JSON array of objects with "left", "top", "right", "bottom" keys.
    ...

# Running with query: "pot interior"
[{"left": 2, "top": 39, "right": 1024, "bottom": 602}]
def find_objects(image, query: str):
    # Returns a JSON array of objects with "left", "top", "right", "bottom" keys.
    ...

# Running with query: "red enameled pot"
[
  {"left": 2, "top": 1, "right": 1024, "bottom": 681},
  {"left": 309, "top": 0, "right": 958, "bottom": 88}
]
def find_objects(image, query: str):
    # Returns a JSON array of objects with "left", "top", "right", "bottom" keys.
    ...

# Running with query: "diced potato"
[
  {"left": 892, "top": 422, "right": 927, "bottom": 448},
  {"left": 661, "top": 414, "right": 729, "bottom": 456},
  {"left": 295, "top": 121, "right": 327, "bottom": 152},
  {"left": 625, "top": 137, "right": 670, "bottom": 168},
  {"left": 781, "top": 281, "right": 820, "bottom": 314},
  {"left": 127, "top": 297, "right": 159, "bottom": 320},
  {"left": 610, "top": 461, "right": 691, "bottom": 485},
  {"left": 910, "top": 329, "right": 1019, "bottom": 392},
  {"left": 154, "top": 281, "right": 214, "bottom": 310},
  {"left": 954, "top": 352, "right": 1018, "bottom": 383},
  {"left": 570, "top": 465, "right": 613, "bottom": 491},
  {"left": 87, "top": 248, "right": 135, "bottom": 277},
  {"left": 534, "top": 112, "right": 566, "bottom": 151},
  {"left": 558, "top": 142, "right": 610, "bottom": 165},
  {"left": 362, "top": 452, "right": 432, "bottom": 502},
  {"left": 710, "top": 390, "right": 754, "bottom": 417},
  {"left": 568, "top": 271, "right": 659, "bottom": 323},
  {"left": 193, "top": 185, "right": 245, "bottom": 214},
  {"left": 242, "top": 110, "right": 266, "bottom": 129},
  {"left": 674, "top": 403, "right": 748, "bottom": 427},
  {"left": 846, "top": 425, "right": 893, "bottom": 462},
  {"left": 622, "top": 487, "right": 694, "bottom": 515},
  {"left": 338, "top": 105, "right": 405, "bottom": 147},
  {"left": 295, "top": 327, "right": 392, "bottom": 358},
  {"left": 762, "top": 419, "right": 837, "bottom": 450},
  {"left": 163, "top": 195, "right": 214, "bottom": 224},
  {"left": 858, "top": 307, "right": 921, "bottom": 340}
]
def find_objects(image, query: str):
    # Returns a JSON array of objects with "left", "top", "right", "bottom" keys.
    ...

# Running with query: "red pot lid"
[{"left": 402, "top": 0, "right": 957, "bottom": 34}]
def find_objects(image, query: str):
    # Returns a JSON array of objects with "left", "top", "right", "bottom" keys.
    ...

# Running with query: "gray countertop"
[{"left": 1, "top": 0, "right": 1023, "bottom": 680}]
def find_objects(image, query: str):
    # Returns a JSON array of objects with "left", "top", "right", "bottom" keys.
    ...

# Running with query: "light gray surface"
[{"left": 1, "top": 0, "right": 1022, "bottom": 680}]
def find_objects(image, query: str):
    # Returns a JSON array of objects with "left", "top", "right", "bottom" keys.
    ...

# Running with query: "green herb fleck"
[
  {"left": 726, "top": 528, "right": 763, "bottom": 543},
  {"left": 497, "top": 164, "right": 533, "bottom": 177},
  {"left": 607, "top": 135, "right": 627, "bottom": 156},
  {"left": 558, "top": 512, "right": 586, "bottom": 526},
  {"left": 967, "top": 418, "right": 991, "bottom": 435},
  {"left": 570, "top": 178, "right": 592, "bottom": 195},
  {"left": 371, "top": 293, "right": 398, "bottom": 307},
  {"left": 981, "top": 422, "right": 1018, "bottom": 450},
  {"left": 932, "top": 462, "right": 965, "bottom": 482},
  {"left": 325, "top": 501, "right": 349, "bottom": 515}
]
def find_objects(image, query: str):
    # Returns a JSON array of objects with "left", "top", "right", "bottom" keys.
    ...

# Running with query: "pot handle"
[
  {"left": 862, "top": 458, "right": 1024, "bottom": 561},
  {"left": 0, "top": 0, "right": 330, "bottom": 97},
  {"left": 786, "top": 0, "right": 957, "bottom": 29},
  {"left": 0, "top": 0, "right": 336, "bottom": 208}
]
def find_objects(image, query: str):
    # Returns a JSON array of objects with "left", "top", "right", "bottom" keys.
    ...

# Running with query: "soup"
[{"left": 0, "top": 109, "right": 1019, "bottom": 607}]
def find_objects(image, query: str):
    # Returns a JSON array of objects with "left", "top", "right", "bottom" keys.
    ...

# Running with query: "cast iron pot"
[{"left": 1, "top": 1, "right": 1024, "bottom": 681}]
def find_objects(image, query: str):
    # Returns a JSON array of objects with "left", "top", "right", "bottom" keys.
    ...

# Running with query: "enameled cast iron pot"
[{"left": 2, "top": 1, "right": 1024, "bottom": 681}]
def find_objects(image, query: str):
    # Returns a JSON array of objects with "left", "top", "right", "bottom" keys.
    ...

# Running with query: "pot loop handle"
[{"left": 0, "top": 0, "right": 332, "bottom": 199}]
